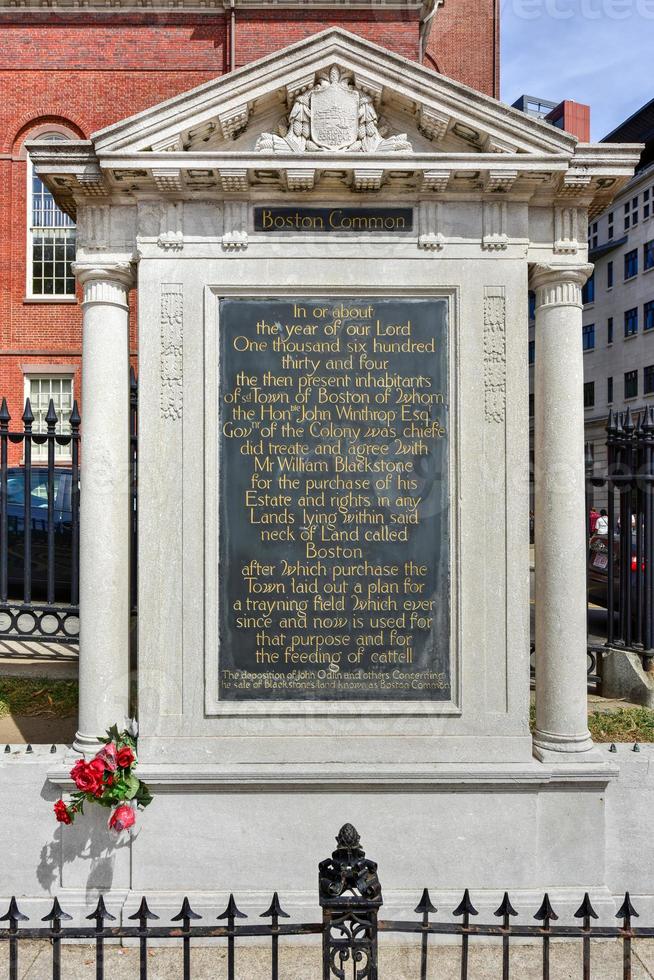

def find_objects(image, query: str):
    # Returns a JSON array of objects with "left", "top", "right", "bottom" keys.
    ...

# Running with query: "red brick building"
[{"left": 0, "top": 0, "right": 499, "bottom": 460}]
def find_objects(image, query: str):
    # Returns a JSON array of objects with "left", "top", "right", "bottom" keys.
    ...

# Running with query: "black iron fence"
[
  {"left": 0, "top": 370, "right": 138, "bottom": 645},
  {"left": 0, "top": 823, "right": 650, "bottom": 979},
  {"left": 586, "top": 407, "right": 654, "bottom": 668}
]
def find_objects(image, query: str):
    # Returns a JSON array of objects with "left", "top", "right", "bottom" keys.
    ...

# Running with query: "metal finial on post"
[{"left": 319, "top": 825, "right": 382, "bottom": 980}]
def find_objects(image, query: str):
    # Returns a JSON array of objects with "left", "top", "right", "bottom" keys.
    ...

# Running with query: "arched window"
[{"left": 27, "top": 132, "right": 76, "bottom": 298}]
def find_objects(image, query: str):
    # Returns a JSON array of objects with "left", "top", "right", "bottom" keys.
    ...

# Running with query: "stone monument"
[{"left": 29, "top": 28, "right": 641, "bottom": 920}]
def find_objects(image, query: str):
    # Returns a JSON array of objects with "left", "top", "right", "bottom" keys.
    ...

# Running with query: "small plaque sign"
[{"left": 254, "top": 206, "right": 413, "bottom": 233}]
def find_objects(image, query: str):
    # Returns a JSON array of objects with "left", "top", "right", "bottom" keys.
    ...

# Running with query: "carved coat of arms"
[
  {"left": 310, "top": 69, "right": 359, "bottom": 150},
  {"left": 255, "top": 65, "right": 412, "bottom": 155}
]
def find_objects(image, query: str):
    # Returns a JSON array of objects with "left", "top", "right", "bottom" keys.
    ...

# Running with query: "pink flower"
[
  {"left": 96, "top": 743, "right": 118, "bottom": 772},
  {"left": 108, "top": 804, "right": 136, "bottom": 833}
]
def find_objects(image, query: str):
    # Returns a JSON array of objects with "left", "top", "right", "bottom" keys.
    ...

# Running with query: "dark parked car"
[
  {"left": 5, "top": 467, "right": 76, "bottom": 601},
  {"left": 587, "top": 529, "right": 639, "bottom": 610}
]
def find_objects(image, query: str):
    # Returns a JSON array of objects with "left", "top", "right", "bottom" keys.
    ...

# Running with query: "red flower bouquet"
[{"left": 54, "top": 724, "right": 152, "bottom": 832}]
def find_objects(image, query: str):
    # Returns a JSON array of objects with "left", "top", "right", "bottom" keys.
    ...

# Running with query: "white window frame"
[
  {"left": 22, "top": 372, "right": 75, "bottom": 462},
  {"left": 25, "top": 132, "right": 77, "bottom": 302}
]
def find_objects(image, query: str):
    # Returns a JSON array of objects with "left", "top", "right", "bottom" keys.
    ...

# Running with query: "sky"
[{"left": 500, "top": 0, "right": 654, "bottom": 140}]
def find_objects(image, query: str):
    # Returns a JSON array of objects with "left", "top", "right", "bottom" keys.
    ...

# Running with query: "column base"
[
  {"left": 533, "top": 730, "right": 603, "bottom": 763},
  {"left": 72, "top": 731, "right": 106, "bottom": 757}
]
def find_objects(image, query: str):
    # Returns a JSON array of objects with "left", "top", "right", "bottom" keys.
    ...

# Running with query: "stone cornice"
[
  {"left": 48, "top": 760, "right": 619, "bottom": 791},
  {"left": 29, "top": 141, "right": 642, "bottom": 219}
]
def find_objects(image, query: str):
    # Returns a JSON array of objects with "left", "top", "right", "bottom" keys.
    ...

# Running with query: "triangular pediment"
[
  {"left": 28, "top": 28, "right": 641, "bottom": 214},
  {"left": 91, "top": 28, "right": 577, "bottom": 158}
]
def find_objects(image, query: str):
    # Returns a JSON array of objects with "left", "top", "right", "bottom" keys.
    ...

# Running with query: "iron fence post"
[
  {"left": 87, "top": 895, "right": 115, "bottom": 980},
  {"left": 0, "top": 399, "right": 9, "bottom": 605},
  {"left": 70, "top": 400, "right": 81, "bottom": 607},
  {"left": 319, "top": 823, "right": 382, "bottom": 980},
  {"left": 415, "top": 888, "right": 436, "bottom": 980},
  {"left": 45, "top": 399, "right": 57, "bottom": 605},
  {"left": 453, "top": 888, "right": 478, "bottom": 980},
  {"left": 22, "top": 399, "right": 34, "bottom": 604},
  {"left": 171, "top": 896, "right": 201, "bottom": 980},
  {"left": 218, "top": 893, "right": 246, "bottom": 980},
  {"left": 534, "top": 893, "right": 557, "bottom": 980},
  {"left": 607, "top": 411, "right": 616, "bottom": 647},
  {"left": 0, "top": 897, "right": 28, "bottom": 980},
  {"left": 574, "top": 893, "right": 598, "bottom": 980},
  {"left": 128, "top": 897, "right": 159, "bottom": 980},
  {"left": 643, "top": 409, "right": 654, "bottom": 660},
  {"left": 42, "top": 897, "right": 72, "bottom": 980}
]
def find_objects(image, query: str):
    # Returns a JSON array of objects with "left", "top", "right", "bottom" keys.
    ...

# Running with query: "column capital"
[
  {"left": 529, "top": 262, "right": 594, "bottom": 311},
  {"left": 72, "top": 260, "right": 134, "bottom": 309}
]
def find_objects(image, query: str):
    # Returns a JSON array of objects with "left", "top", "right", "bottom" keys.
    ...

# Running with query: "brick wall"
[
  {"left": 234, "top": 11, "right": 418, "bottom": 66},
  {"left": 426, "top": 0, "right": 499, "bottom": 97}
]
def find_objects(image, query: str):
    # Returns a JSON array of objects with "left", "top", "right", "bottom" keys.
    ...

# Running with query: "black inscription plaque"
[
  {"left": 218, "top": 297, "right": 449, "bottom": 701},
  {"left": 254, "top": 206, "right": 413, "bottom": 233}
]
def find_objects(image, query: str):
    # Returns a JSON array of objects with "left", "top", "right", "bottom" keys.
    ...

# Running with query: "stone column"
[
  {"left": 530, "top": 263, "right": 599, "bottom": 762},
  {"left": 72, "top": 261, "right": 134, "bottom": 755}
]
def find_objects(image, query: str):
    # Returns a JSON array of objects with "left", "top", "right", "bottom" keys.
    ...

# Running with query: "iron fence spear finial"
[
  {"left": 616, "top": 892, "right": 638, "bottom": 928},
  {"left": 415, "top": 888, "right": 437, "bottom": 916},
  {"left": 494, "top": 892, "right": 518, "bottom": 928},
  {"left": 261, "top": 892, "right": 289, "bottom": 921},
  {"left": 0, "top": 897, "right": 28, "bottom": 925},
  {"left": 534, "top": 893, "right": 558, "bottom": 926}
]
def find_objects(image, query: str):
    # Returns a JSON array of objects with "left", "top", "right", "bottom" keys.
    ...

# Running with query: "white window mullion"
[
  {"left": 24, "top": 374, "right": 74, "bottom": 461},
  {"left": 26, "top": 133, "right": 76, "bottom": 299}
]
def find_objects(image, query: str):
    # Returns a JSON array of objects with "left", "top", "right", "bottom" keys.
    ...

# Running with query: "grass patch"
[
  {"left": 588, "top": 707, "right": 654, "bottom": 743},
  {"left": 0, "top": 677, "right": 78, "bottom": 719},
  {"left": 529, "top": 703, "right": 654, "bottom": 742}
]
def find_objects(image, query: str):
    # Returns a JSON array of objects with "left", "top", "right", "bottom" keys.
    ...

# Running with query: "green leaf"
[
  {"left": 105, "top": 724, "right": 120, "bottom": 742},
  {"left": 123, "top": 773, "right": 140, "bottom": 800},
  {"left": 135, "top": 782, "right": 153, "bottom": 808}
]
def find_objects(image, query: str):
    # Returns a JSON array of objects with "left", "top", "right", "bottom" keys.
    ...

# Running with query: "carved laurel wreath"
[{"left": 255, "top": 66, "right": 412, "bottom": 154}]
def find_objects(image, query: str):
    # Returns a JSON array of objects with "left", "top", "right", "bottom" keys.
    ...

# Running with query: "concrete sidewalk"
[{"left": 3, "top": 938, "right": 654, "bottom": 978}]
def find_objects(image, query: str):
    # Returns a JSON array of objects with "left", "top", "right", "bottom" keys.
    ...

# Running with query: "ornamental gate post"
[{"left": 319, "top": 824, "right": 383, "bottom": 980}]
